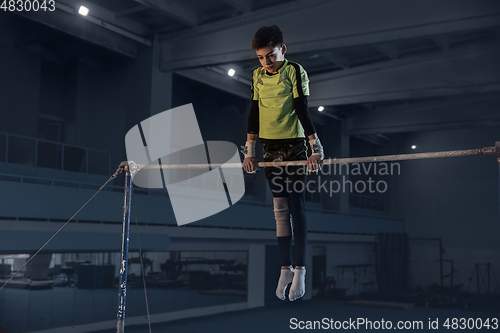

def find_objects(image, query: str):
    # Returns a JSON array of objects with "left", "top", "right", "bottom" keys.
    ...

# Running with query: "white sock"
[
  {"left": 276, "top": 266, "right": 294, "bottom": 300},
  {"left": 289, "top": 268, "right": 306, "bottom": 301}
]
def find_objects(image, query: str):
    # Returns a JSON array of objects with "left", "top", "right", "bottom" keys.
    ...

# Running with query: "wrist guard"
[
  {"left": 309, "top": 137, "right": 324, "bottom": 159},
  {"left": 240, "top": 140, "right": 256, "bottom": 158}
]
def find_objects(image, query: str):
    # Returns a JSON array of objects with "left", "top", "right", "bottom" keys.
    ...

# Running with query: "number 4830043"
[{"left": 1, "top": 0, "right": 56, "bottom": 12}]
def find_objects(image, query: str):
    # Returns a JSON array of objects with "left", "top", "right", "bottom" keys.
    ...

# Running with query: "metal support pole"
[
  {"left": 61, "top": 144, "right": 65, "bottom": 171},
  {"left": 476, "top": 263, "right": 480, "bottom": 293},
  {"left": 496, "top": 142, "right": 500, "bottom": 215},
  {"left": 439, "top": 239, "right": 443, "bottom": 298},
  {"left": 5, "top": 134, "right": 8, "bottom": 163},
  {"left": 116, "top": 165, "right": 133, "bottom": 333},
  {"left": 450, "top": 260, "right": 454, "bottom": 298},
  {"left": 35, "top": 140, "right": 38, "bottom": 167},
  {"left": 487, "top": 263, "right": 491, "bottom": 294}
]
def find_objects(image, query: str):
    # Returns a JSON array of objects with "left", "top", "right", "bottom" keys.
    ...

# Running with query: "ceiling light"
[
  {"left": 318, "top": 106, "right": 324, "bottom": 112},
  {"left": 228, "top": 69, "right": 235, "bottom": 77},
  {"left": 79, "top": 6, "right": 89, "bottom": 16},
  {"left": 411, "top": 145, "right": 417, "bottom": 149}
]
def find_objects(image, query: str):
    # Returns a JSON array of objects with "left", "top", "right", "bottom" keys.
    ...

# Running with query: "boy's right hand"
[{"left": 243, "top": 157, "right": 258, "bottom": 174}]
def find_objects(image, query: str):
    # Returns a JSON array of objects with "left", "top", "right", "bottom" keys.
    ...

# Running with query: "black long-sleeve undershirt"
[
  {"left": 247, "top": 100, "right": 259, "bottom": 134},
  {"left": 294, "top": 95, "right": 316, "bottom": 137}
]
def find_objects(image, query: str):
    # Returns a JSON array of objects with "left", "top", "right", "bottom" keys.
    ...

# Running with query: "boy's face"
[{"left": 255, "top": 44, "right": 286, "bottom": 74}]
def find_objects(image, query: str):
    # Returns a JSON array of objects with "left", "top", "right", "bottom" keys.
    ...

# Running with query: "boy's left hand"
[{"left": 307, "top": 154, "right": 323, "bottom": 173}]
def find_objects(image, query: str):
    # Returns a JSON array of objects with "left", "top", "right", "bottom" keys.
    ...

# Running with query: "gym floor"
[{"left": 93, "top": 298, "right": 500, "bottom": 333}]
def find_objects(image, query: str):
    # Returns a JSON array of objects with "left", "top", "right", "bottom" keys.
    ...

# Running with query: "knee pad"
[{"left": 273, "top": 197, "right": 292, "bottom": 237}]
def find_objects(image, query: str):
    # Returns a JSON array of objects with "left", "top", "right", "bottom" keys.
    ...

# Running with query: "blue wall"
[{"left": 390, "top": 127, "right": 500, "bottom": 249}]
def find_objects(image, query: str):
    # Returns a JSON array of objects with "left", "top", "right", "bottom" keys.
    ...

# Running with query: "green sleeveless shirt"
[{"left": 251, "top": 59, "right": 310, "bottom": 140}]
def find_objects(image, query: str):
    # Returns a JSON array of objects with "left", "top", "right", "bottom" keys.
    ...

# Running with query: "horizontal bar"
[{"left": 129, "top": 143, "right": 498, "bottom": 170}]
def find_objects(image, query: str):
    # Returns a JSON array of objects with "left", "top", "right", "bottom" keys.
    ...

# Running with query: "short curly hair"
[{"left": 252, "top": 25, "right": 284, "bottom": 50}]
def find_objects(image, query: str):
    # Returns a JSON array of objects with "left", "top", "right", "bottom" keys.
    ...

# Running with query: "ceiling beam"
[
  {"left": 160, "top": 0, "right": 327, "bottom": 43},
  {"left": 58, "top": 0, "right": 152, "bottom": 37},
  {"left": 175, "top": 68, "right": 249, "bottom": 99},
  {"left": 374, "top": 43, "right": 399, "bottom": 60},
  {"left": 116, "top": 5, "right": 149, "bottom": 18},
  {"left": 14, "top": 6, "right": 141, "bottom": 58},
  {"left": 494, "top": 27, "right": 500, "bottom": 40},
  {"left": 432, "top": 35, "right": 451, "bottom": 51},
  {"left": 159, "top": 0, "right": 500, "bottom": 71},
  {"left": 222, "top": 0, "right": 253, "bottom": 13},
  {"left": 322, "top": 51, "right": 351, "bottom": 69},
  {"left": 134, "top": 0, "right": 199, "bottom": 27},
  {"left": 309, "top": 45, "right": 500, "bottom": 106},
  {"left": 346, "top": 94, "right": 500, "bottom": 135}
]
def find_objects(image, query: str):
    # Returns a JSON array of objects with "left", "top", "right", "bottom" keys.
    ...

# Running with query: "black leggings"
[{"left": 264, "top": 141, "right": 308, "bottom": 267}]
